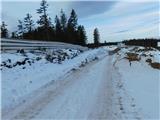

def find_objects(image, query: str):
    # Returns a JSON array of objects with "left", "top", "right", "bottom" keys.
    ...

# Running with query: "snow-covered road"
[
  {"left": 2, "top": 46, "right": 159, "bottom": 120},
  {"left": 3, "top": 56, "right": 119, "bottom": 120}
]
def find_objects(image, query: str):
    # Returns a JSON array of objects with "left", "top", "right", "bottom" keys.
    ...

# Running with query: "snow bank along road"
[{"left": 3, "top": 55, "right": 121, "bottom": 120}]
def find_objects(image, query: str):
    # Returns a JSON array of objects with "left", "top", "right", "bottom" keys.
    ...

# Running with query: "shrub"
[
  {"left": 141, "top": 53, "right": 147, "bottom": 57},
  {"left": 45, "top": 54, "right": 54, "bottom": 63},
  {"left": 146, "top": 58, "right": 152, "bottom": 63},
  {"left": 150, "top": 62, "right": 160, "bottom": 69},
  {"left": 113, "top": 48, "right": 121, "bottom": 53},
  {"left": 36, "top": 57, "right": 42, "bottom": 61},
  {"left": 17, "top": 49, "right": 25, "bottom": 54},
  {"left": 125, "top": 52, "right": 141, "bottom": 61},
  {"left": 37, "top": 47, "right": 46, "bottom": 51}
]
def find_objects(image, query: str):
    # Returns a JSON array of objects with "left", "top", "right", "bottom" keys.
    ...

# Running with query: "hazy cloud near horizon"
[{"left": 1, "top": 0, "right": 159, "bottom": 42}]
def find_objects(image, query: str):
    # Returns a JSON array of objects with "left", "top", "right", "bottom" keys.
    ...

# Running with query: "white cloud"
[
  {"left": 82, "top": 1, "right": 159, "bottom": 42},
  {"left": 1, "top": 0, "right": 159, "bottom": 42}
]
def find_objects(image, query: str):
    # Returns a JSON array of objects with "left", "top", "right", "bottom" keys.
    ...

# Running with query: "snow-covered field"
[
  {"left": 1, "top": 45, "right": 159, "bottom": 119},
  {"left": 112, "top": 46, "right": 160, "bottom": 119}
]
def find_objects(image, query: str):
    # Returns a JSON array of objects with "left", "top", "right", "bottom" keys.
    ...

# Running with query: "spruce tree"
[
  {"left": 67, "top": 9, "right": 78, "bottom": 30},
  {"left": 93, "top": 28, "right": 100, "bottom": 46},
  {"left": 67, "top": 9, "right": 78, "bottom": 43},
  {"left": 37, "top": 0, "right": 51, "bottom": 28},
  {"left": 17, "top": 20, "right": 25, "bottom": 38},
  {"left": 55, "top": 15, "right": 62, "bottom": 41},
  {"left": 60, "top": 9, "right": 67, "bottom": 41},
  {"left": 24, "top": 13, "right": 34, "bottom": 33},
  {"left": 77, "top": 25, "right": 87, "bottom": 46},
  {"left": 11, "top": 32, "right": 17, "bottom": 38},
  {"left": 37, "top": 0, "right": 52, "bottom": 40},
  {"left": 60, "top": 9, "right": 67, "bottom": 31},
  {"left": 1, "top": 21, "right": 8, "bottom": 38}
]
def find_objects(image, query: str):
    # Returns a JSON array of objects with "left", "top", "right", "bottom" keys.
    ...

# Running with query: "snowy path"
[{"left": 3, "top": 56, "right": 118, "bottom": 120}]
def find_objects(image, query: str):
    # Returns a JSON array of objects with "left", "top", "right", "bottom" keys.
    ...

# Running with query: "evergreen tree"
[
  {"left": 17, "top": 20, "right": 25, "bottom": 38},
  {"left": 68, "top": 9, "right": 77, "bottom": 30},
  {"left": 10, "top": 2, "right": 88, "bottom": 45},
  {"left": 77, "top": 25, "right": 87, "bottom": 46},
  {"left": 37, "top": 0, "right": 51, "bottom": 28},
  {"left": 60, "top": 9, "right": 67, "bottom": 31},
  {"left": 37, "top": 0, "right": 52, "bottom": 40},
  {"left": 60, "top": 9, "right": 67, "bottom": 41},
  {"left": 24, "top": 13, "right": 34, "bottom": 32},
  {"left": 67, "top": 9, "right": 78, "bottom": 43},
  {"left": 55, "top": 15, "right": 62, "bottom": 41},
  {"left": 11, "top": 32, "right": 17, "bottom": 38},
  {"left": 49, "top": 25, "right": 56, "bottom": 41},
  {"left": 1, "top": 21, "right": 8, "bottom": 38},
  {"left": 23, "top": 13, "right": 35, "bottom": 39},
  {"left": 93, "top": 28, "right": 100, "bottom": 46}
]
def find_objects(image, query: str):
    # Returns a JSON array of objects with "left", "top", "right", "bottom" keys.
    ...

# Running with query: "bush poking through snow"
[
  {"left": 45, "top": 54, "right": 55, "bottom": 63},
  {"left": 0, "top": 57, "right": 33, "bottom": 69},
  {"left": 125, "top": 53, "right": 141, "bottom": 62},
  {"left": 146, "top": 58, "right": 152, "bottom": 63},
  {"left": 37, "top": 47, "right": 46, "bottom": 52},
  {"left": 44, "top": 49, "right": 81, "bottom": 64},
  {"left": 17, "top": 49, "right": 25, "bottom": 54},
  {"left": 113, "top": 48, "right": 121, "bottom": 54},
  {"left": 79, "top": 61, "right": 87, "bottom": 67},
  {"left": 36, "top": 57, "right": 42, "bottom": 61},
  {"left": 141, "top": 53, "right": 147, "bottom": 57},
  {"left": 13, "top": 58, "right": 30, "bottom": 66},
  {"left": 150, "top": 62, "right": 160, "bottom": 70},
  {"left": 1, "top": 49, "right": 82, "bottom": 70},
  {"left": 145, "top": 58, "right": 160, "bottom": 69},
  {"left": 93, "top": 56, "right": 99, "bottom": 61}
]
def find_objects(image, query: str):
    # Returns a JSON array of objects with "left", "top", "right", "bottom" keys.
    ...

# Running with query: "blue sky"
[{"left": 1, "top": 0, "right": 159, "bottom": 43}]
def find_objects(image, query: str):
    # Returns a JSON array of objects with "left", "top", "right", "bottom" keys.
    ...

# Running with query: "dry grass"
[
  {"left": 125, "top": 52, "right": 141, "bottom": 61},
  {"left": 108, "top": 48, "right": 121, "bottom": 55},
  {"left": 113, "top": 48, "right": 121, "bottom": 53},
  {"left": 146, "top": 58, "right": 160, "bottom": 70},
  {"left": 150, "top": 62, "right": 160, "bottom": 70}
]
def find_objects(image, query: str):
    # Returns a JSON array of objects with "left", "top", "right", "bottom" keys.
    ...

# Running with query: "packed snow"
[
  {"left": 1, "top": 47, "right": 107, "bottom": 113},
  {"left": 1, "top": 45, "right": 159, "bottom": 119},
  {"left": 111, "top": 46, "right": 160, "bottom": 119}
]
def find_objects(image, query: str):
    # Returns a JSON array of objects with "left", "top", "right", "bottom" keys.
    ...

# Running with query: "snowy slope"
[
  {"left": 116, "top": 59, "right": 159, "bottom": 119},
  {"left": 111, "top": 46, "right": 160, "bottom": 119},
  {"left": 1, "top": 47, "right": 108, "bottom": 113}
]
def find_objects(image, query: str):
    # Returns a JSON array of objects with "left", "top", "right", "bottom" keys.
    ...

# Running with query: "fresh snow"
[
  {"left": 1, "top": 47, "right": 107, "bottom": 113},
  {"left": 1, "top": 45, "right": 159, "bottom": 120},
  {"left": 116, "top": 59, "right": 159, "bottom": 119},
  {"left": 113, "top": 46, "right": 160, "bottom": 119}
]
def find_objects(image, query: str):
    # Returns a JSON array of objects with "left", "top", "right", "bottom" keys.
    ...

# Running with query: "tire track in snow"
[{"left": 4, "top": 56, "right": 116, "bottom": 120}]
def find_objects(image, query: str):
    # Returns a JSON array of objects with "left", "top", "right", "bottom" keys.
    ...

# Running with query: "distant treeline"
[
  {"left": 122, "top": 38, "right": 160, "bottom": 48},
  {"left": 87, "top": 42, "right": 118, "bottom": 48},
  {"left": 1, "top": 0, "right": 100, "bottom": 46},
  {"left": 87, "top": 38, "right": 160, "bottom": 48}
]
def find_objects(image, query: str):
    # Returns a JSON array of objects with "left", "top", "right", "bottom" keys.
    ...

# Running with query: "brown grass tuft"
[
  {"left": 150, "top": 62, "right": 160, "bottom": 69},
  {"left": 125, "top": 52, "right": 141, "bottom": 61}
]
